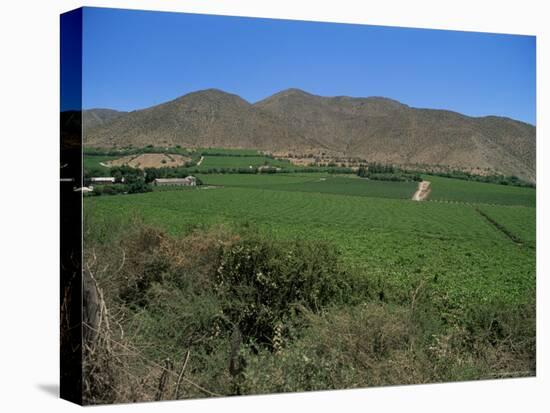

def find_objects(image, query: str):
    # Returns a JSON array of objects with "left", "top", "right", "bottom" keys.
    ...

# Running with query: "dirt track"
[{"left": 412, "top": 181, "right": 431, "bottom": 201}]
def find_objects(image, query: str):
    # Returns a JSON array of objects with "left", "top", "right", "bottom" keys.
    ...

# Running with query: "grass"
[
  {"left": 425, "top": 175, "right": 536, "bottom": 207},
  {"left": 83, "top": 155, "right": 119, "bottom": 174},
  {"left": 82, "top": 217, "right": 535, "bottom": 403}
]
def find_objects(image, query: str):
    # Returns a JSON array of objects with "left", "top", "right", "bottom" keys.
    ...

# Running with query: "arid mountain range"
[
  {"left": 83, "top": 108, "right": 127, "bottom": 130},
  {"left": 83, "top": 88, "right": 536, "bottom": 182}
]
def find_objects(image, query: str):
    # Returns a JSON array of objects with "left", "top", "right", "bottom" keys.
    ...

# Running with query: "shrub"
[
  {"left": 357, "top": 164, "right": 421, "bottom": 182},
  {"left": 127, "top": 179, "right": 152, "bottom": 194},
  {"left": 240, "top": 303, "right": 424, "bottom": 393},
  {"left": 214, "top": 237, "right": 347, "bottom": 347},
  {"left": 91, "top": 184, "right": 127, "bottom": 196},
  {"left": 82, "top": 222, "right": 535, "bottom": 403}
]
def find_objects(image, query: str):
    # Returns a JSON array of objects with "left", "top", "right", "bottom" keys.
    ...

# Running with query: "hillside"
[
  {"left": 83, "top": 88, "right": 536, "bottom": 182},
  {"left": 255, "top": 89, "right": 535, "bottom": 181},
  {"left": 84, "top": 89, "right": 314, "bottom": 153},
  {"left": 83, "top": 108, "right": 127, "bottom": 130}
]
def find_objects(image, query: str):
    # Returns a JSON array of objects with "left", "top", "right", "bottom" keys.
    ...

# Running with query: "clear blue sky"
[{"left": 77, "top": 7, "right": 536, "bottom": 125}]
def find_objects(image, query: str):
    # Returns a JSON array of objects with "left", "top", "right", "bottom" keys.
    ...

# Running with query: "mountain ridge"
[{"left": 83, "top": 88, "right": 536, "bottom": 182}]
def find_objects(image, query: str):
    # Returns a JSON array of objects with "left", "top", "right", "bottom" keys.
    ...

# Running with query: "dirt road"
[
  {"left": 197, "top": 156, "right": 205, "bottom": 166},
  {"left": 412, "top": 181, "right": 431, "bottom": 201}
]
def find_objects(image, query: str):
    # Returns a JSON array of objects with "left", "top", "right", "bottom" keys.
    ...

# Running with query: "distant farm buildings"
[
  {"left": 258, "top": 165, "right": 282, "bottom": 172},
  {"left": 91, "top": 177, "right": 116, "bottom": 184},
  {"left": 153, "top": 176, "right": 197, "bottom": 187}
]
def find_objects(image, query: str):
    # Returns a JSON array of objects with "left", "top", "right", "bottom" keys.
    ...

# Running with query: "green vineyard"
[
  {"left": 86, "top": 174, "right": 535, "bottom": 311},
  {"left": 426, "top": 175, "right": 535, "bottom": 207}
]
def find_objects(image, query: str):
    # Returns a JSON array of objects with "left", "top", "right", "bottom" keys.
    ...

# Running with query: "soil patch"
[
  {"left": 412, "top": 181, "right": 431, "bottom": 201},
  {"left": 105, "top": 153, "right": 191, "bottom": 169}
]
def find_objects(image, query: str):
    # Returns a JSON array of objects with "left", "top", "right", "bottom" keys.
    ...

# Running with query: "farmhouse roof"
[
  {"left": 91, "top": 177, "right": 115, "bottom": 181},
  {"left": 154, "top": 177, "right": 196, "bottom": 184},
  {"left": 155, "top": 178, "right": 187, "bottom": 182}
]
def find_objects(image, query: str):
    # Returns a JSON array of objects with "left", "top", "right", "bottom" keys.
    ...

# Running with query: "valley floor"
[{"left": 82, "top": 171, "right": 536, "bottom": 403}]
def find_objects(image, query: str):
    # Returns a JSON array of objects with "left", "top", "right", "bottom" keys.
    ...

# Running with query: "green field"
[
  {"left": 83, "top": 169, "right": 536, "bottom": 401},
  {"left": 197, "top": 173, "right": 417, "bottom": 199},
  {"left": 197, "top": 172, "right": 327, "bottom": 186},
  {"left": 83, "top": 154, "right": 119, "bottom": 173},
  {"left": 197, "top": 155, "right": 293, "bottom": 170},
  {"left": 476, "top": 204, "right": 536, "bottom": 246},
  {"left": 86, "top": 175, "right": 535, "bottom": 308},
  {"left": 83, "top": 147, "right": 292, "bottom": 174},
  {"left": 426, "top": 175, "right": 536, "bottom": 207}
]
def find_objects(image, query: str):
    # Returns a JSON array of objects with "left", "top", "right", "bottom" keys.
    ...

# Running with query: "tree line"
[{"left": 357, "top": 163, "right": 422, "bottom": 182}]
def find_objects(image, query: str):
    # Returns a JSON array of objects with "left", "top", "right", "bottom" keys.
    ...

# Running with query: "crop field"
[
  {"left": 196, "top": 172, "right": 328, "bottom": 186},
  {"left": 83, "top": 154, "right": 119, "bottom": 173},
  {"left": 425, "top": 175, "right": 536, "bottom": 207},
  {"left": 197, "top": 173, "right": 417, "bottom": 199},
  {"left": 476, "top": 204, "right": 536, "bottom": 246},
  {"left": 197, "top": 155, "right": 293, "bottom": 170},
  {"left": 86, "top": 180, "right": 535, "bottom": 309},
  {"left": 83, "top": 168, "right": 536, "bottom": 401}
]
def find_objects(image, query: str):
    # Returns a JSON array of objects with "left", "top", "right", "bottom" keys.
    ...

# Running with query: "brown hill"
[
  {"left": 255, "top": 89, "right": 536, "bottom": 181},
  {"left": 83, "top": 88, "right": 536, "bottom": 182},
  {"left": 84, "top": 89, "right": 314, "bottom": 153},
  {"left": 83, "top": 108, "right": 127, "bottom": 130}
]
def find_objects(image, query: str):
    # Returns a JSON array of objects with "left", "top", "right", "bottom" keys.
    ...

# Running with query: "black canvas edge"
[{"left": 60, "top": 7, "right": 84, "bottom": 406}]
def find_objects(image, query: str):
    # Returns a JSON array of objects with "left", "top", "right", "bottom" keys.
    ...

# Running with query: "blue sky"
[{"left": 78, "top": 7, "right": 536, "bottom": 125}]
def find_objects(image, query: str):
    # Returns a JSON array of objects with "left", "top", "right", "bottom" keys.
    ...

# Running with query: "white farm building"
[
  {"left": 153, "top": 176, "right": 197, "bottom": 187},
  {"left": 90, "top": 177, "right": 116, "bottom": 184}
]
